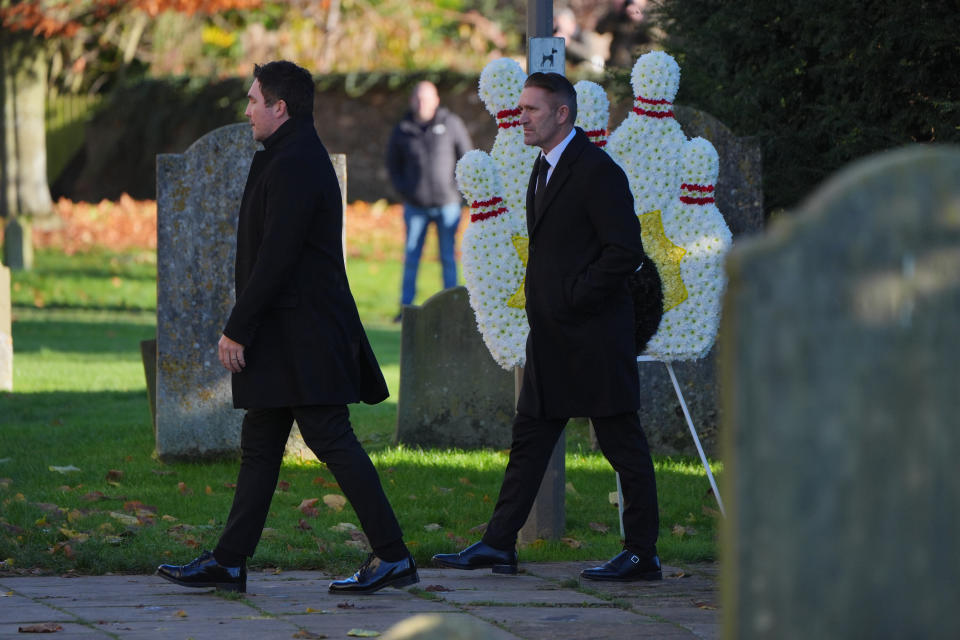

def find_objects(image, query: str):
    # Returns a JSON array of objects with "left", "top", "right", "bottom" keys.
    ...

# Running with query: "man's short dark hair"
[
  {"left": 524, "top": 72, "right": 577, "bottom": 123},
  {"left": 253, "top": 61, "right": 315, "bottom": 119}
]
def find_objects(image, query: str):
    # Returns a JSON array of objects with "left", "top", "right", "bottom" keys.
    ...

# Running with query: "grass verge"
[{"left": 0, "top": 249, "right": 720, "bottom": 576}]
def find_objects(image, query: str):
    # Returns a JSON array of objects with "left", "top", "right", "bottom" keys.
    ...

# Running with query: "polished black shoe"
[
  {"left": 432, "top": 541, "right": 518, "bottom": 574},
  {"left": 329, "top": 553, "right": 419, "bottom": 594},
  {"left": 580, "top": 550, "right": 662, "bottom": 582},
  {"left": 156, "top": 550, "right": 246, "bottom": 592}
]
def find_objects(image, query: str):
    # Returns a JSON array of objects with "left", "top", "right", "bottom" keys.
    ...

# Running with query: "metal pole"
[{"left": 526, "top": 0, "right": 554, "bottom": 71}]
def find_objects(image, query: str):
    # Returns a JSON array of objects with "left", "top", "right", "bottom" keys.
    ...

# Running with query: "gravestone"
[
  {"left": 2, "top": 218, "right": 33, "bottom": 271},
  {"left": 720, "top": 145, "right": 960, "bottom": 639},
  {"left": 0, "top": 265, "right": 11, "bottom": 391},
  {"left": 633, "top": 106, "right": 764, "bottom": 458},
  {"left": 395, "top": 286, "right": 514, "bottom": 449},
  {"left": 154, "top": 122, "right": 347, "bottom": 460}
]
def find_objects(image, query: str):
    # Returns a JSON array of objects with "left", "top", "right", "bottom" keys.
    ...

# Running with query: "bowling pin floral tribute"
[{"left": 458, "top": 52, "right": 733, "bottom": 370}]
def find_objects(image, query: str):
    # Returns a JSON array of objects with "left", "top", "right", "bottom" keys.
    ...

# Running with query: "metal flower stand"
[{"left": 616, "top": 356, "right": 726, "bottom": 536}]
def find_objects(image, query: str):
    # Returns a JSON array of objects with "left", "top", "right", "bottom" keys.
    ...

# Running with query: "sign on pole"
[{"left": 529, "top": 37, "right": 566, "bottom": 74}]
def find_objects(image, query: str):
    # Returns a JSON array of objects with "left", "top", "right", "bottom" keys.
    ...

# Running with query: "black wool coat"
[
  {"left": 223, "top": 117, "right": 388, "bottom": 409},
  {"left": 518, "top": 128, "right": 644, "bottom": 419}
]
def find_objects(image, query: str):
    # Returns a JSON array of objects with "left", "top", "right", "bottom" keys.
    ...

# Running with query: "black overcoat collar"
[{"left": 526, "top": 127, "right": 590, "bottom": 238}]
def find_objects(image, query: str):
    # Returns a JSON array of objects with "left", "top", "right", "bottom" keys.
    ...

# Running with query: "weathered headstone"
[
  {"left": 154, "top": 122, "right": 347, "bottom": 460},
  {"left": 630, "top": 106, "right": 763, "bottom": 457},
  {"left": 395, "top": 286, "right": 514, "bottom": 449},
  {"left": 720, "top": 145, "right": 960, "bottom": 639},
  {"left": 0, "top": 264, "right": 11, "bottom": 391},
  {"left": 2, "top": 218, "right": 33, "bottom": 271}
]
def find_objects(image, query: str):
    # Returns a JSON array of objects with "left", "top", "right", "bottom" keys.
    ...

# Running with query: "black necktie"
[{"left": 535, "top": 156, "right": 550, "bottom": 212}]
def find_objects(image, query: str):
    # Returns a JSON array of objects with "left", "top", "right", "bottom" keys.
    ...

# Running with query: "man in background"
[{"left": 386, "top": 81, "right": 472, "bottom": 321}]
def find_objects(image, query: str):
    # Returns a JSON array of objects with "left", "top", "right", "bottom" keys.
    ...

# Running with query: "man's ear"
[
  {"left": 273, "top": 99, "right": 288, "bottom": 118},
  {"left": 556, "top": 103, "right": 571, "bottom": 125}
]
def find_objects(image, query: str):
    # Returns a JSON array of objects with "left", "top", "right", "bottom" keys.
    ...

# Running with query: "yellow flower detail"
[
  {"left": 202, "top": 25, "right": 236, "bottom": 49},
  {"left": 639, "top": 210, "right": 688, "bottom": 311},
  {"left": 506, "top": 234, "right": 529, "bottom": 309}
]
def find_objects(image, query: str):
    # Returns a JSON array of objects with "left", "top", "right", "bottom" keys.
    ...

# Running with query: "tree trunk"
[{"left": 0, "top": 31, "right": 53, "bottom": 221}]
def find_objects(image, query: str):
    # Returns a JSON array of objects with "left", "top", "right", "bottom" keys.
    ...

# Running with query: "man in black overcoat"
[
  {"left": 433, "top": 72, "right": 662, "bottom": 581},
  {"left": 157, "top": 61, "right": 418, "bottom": 595}
]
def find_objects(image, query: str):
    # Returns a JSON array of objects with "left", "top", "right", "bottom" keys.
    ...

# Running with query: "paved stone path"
[{"left": 0, "top": 561, "right": 719, "bottom": 639}]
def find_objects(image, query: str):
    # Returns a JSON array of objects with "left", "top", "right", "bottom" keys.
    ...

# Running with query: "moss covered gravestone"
[{"left": 721, "top": 145, "right": 960, "bottom": 639}]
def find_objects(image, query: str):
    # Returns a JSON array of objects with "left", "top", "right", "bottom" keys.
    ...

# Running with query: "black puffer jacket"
[{"left": 386, "top": 107, "right": 473, "bottom": 207}]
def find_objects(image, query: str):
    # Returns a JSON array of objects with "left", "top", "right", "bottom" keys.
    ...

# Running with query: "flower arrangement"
[
  {"left": 607, "top": 51, "right": 685, "bottom": 217},
  {"left": 460, "top": 52, "right": 733, "bottom": 369},
  {"left": 479, "top": 58, "right": 539, "bottom": 222},
  {"left": 642, "top": 137, "right": 732, "bottom": 360},
  {"left": 574, "top": 80, "right": 610, "bottom": 147},
  {"left": 455, "top": 150, "right": 529, "bottom": 368}
]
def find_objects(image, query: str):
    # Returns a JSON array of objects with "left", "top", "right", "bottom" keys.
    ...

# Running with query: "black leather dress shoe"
[
  {"left": 156, "top": 550, "right": 246, "bottom": 592},
  {"left": 432, "top": 541, "right": 518, "bottom": 574},
  {"left": 580, "top": 550, "right": 662, "bottom": 582},
  {"left": 329, "top": 553, "right": 419, "bottom": 594}
]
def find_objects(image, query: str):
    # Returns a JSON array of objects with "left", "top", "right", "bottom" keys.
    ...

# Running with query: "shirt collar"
[{"left": 541, "top": 126, "right": 577, "bottom": 170}]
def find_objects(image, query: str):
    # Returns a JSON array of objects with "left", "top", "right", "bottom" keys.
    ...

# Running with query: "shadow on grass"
[{"left": 11, "top": 315, "right": 156, "bottom": 355}]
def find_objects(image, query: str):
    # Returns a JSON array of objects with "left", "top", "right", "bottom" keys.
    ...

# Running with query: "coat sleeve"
[
  {"left": 567, "top": 157, "right": 644, "bottom": 310},
  {"left": 223, "top": 158, "right": 320, "bottom": 346}
]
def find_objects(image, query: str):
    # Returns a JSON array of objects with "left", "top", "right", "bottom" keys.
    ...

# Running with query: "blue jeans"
[{"left": 401, "top": 202, "right": 461, "bottom": 305}]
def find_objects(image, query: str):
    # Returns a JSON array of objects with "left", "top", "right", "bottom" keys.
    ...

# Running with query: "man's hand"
[{"left": 218, "top": 335, "right": 246, "bottom": 373}]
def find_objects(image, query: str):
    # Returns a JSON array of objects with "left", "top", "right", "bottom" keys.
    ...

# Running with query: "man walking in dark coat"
[
  {"left": 433, "top": 72, "right": 662, "bottom": 582},
  {"left": 157, "top": 61, "right": 418, "bottom": 595}
]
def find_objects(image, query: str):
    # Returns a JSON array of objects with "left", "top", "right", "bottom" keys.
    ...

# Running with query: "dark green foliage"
[{"left": 653, "top": 0, "right": 960, "bottom": 212}]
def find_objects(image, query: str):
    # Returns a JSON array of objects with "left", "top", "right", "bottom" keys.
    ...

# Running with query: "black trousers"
[
  {"left": 482, "top": 411, "right": 659, "bottom": 557},
  {"left": 216, "top": 405, "right": 405, "bottom": 560}
]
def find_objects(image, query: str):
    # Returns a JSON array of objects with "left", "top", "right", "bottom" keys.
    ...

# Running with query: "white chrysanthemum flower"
[
  {"left": 632, "top": 50, "right": 681, "bottom": 102},
  {"left": 456, "top": 150, "right": 529, "bottom": 369},
  {"left": 574, "top": 80, "right": 610, "bottom": 147},
  {"left": 643, "top": 137, "right": 732, "bottom": 361},
  {"left": 479, "top": 58, "right": 526, "bottom": 116},
  {"left": 609, "top": 51, "right": 686, "bottom": 216}
]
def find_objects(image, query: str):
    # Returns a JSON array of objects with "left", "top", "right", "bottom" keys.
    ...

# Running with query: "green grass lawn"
[{"left": 0, "top": 248, "right": 720, "bottom": 576}]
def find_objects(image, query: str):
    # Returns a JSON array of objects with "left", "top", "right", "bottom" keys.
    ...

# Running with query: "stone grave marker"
[
  {"left": 154, "top": 122, "right": 347, "bottom": 460},
  {"left": 0, "top": 264, "right": 11, "bottom": 391},
  {"left": 2, "top": 218, "right": 33, "bottom": 271},
  {"left": 395, "top": 286, "right": 514, "bottom": 449},
  {"left": 720, "top": 145, "right": 960, "bottom": 639}
]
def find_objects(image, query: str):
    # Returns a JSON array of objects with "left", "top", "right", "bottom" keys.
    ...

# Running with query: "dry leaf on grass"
[
  {"left": 560, "top": 537, "right": 583, "bottom": 549},
  {"left": 48, "top": 465, "right": 81, "bottom": 474},
  {"left": 588, "top": 521, "right": 609, "bottom": 534},
  {"left": 323, "top": 494, "right": 347, "bottom": 511},
  {"left": 18, "top": 622, "right": 63, "bottom": 633},
  {"left": 297, "top": 498, "right": 320, "bottom": 517}
]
